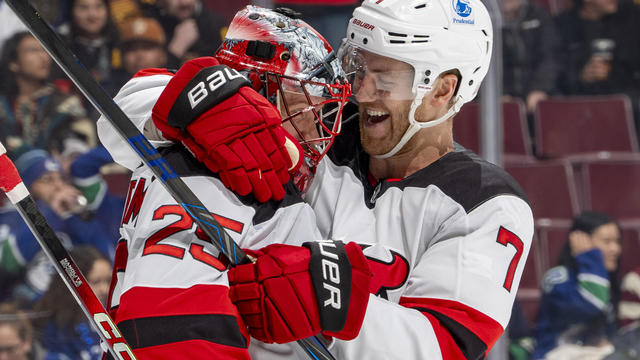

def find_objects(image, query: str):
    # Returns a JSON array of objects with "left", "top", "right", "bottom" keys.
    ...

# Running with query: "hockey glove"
[
  {"left": 228, "top": 241, "right": 372, "bottom": 344},
  {"left": 152, "top": 57, "right": 302, "bottom": 202}
]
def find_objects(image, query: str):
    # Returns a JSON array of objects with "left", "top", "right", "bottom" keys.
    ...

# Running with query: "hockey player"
[
  {"left": 97, "top": 6, "right": 362, "bottom": 359},
  {"left": 204, "top": 0, "right": 536, "bottom": 359}
]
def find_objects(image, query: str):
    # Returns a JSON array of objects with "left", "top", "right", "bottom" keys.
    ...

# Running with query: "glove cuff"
[{"left": 304, "top": 240, "right": 371, "bottom": 339}]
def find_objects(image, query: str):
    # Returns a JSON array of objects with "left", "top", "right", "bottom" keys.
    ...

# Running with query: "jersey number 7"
[{"left": 496, "top": 226, "right": 524, "bottom": 292}]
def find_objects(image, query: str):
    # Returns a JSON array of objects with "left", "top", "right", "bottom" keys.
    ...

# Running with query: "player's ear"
[{"left": 432, "top": 74, "right": 458, "bottom": 106}]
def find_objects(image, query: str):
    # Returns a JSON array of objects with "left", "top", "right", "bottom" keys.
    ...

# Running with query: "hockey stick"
[
  {"left": 0, "top": 142, "right": 137, "bottom": 360},
  {"left": 4, "top": 1, "right": 335, "bottom": 359}
]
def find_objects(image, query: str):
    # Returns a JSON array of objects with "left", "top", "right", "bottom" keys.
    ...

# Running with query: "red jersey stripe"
[
  {"left": 400, "top": 296, "right": 504, "bottom": 357},
  {"left": 132, "top": 68, "right": 175, "bottom": 79},
  {"left": 421, "top": 311, "right": 467, "bottom": 360},
  {"left": 117, "top": 284, "right": 239, "bottom": 322}
]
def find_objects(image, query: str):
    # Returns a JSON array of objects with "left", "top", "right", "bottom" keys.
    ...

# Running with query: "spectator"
[
  {"left": 0, "top": 32, "right": 92, "bottom": 156},
  {"left": 273, "top": 0, "right": 360, "bottom": 49},
  {"left": 0, "top": 302, "right": 37, "bottom": 360},
  {"left": 145, "top": 0, "right": 226, "bottom": 67},
  {"left": 34, "top": 245, "right": 111, "bottom": 360},
  {"left": 56, "top": 0, "right": 121, "bottom": 109},
  {"left": 533, "top": 211, "right": 622, "bottom": 360},
  {"left": 0, "top": 149, "right": 116, "bottom": 303},
  {"left": 111, "top": 17, "right": 168, "bottom": 93},
  {"left": 502, "top": 0, "right": 559, "bottom": 114},
  {"left": 554, "top": 0, "right": 640, "bottom": 96}
]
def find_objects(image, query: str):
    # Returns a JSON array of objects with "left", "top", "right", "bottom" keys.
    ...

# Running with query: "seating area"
[
  {"left": 453, "top": 94, "right": 640, "bottom": 323},
  {"left": 534, "top": 95, "right": 638, "bottom": 158},
  {"left": 453, "top": 99, "right": 533, "bottom": 157}
]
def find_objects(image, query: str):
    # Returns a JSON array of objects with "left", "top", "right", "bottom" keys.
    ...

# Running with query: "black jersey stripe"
[{"left": 118, "top": 313, "right": 247, "bottom": 350}]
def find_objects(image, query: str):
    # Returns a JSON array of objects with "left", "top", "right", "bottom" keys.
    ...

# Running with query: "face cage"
[{"left": 261, "top": 71, "right": 352, "bottom": 168}]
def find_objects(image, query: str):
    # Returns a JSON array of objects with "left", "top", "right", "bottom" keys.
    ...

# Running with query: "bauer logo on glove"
[
  {"left": 168, "top": 64, "right": 251, "bottom": 130},
  {"left": 187, "top": 67, "right": 246, "bottom": 109},
  {"left": 228, "top": 240, "right": 372, "bottom": 344},
  {"left": 306, "top": 240, "right": 351, "bottom": 330}
]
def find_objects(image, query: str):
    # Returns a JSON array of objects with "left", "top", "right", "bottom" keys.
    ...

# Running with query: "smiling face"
[{"left": 352, "top": 50, "right": 416, "bottom": 156}]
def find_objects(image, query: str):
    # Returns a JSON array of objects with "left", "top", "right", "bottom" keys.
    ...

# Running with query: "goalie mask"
[{"left": 215, "top": 6, "right": 351, "bottom": 175}]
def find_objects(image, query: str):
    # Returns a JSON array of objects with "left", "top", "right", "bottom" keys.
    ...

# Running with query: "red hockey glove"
[
  {"left": 152, "top": 57, "right": 302, "bottom": 202},
  {"left": 228, "top": 241, "right": 372, "bottom": 344}
]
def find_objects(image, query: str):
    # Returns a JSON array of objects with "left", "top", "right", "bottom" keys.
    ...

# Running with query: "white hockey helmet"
[{"left": 338, "top": 0, "right": 493, "bottom": 158}]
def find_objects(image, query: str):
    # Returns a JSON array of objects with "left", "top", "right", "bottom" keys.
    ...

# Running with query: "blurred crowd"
[
  {"left": 501, "top": 0, "right": 640, "bottom": 142},
  {"left": 0, "top": 0, "right": 638, "bottom": 359}
]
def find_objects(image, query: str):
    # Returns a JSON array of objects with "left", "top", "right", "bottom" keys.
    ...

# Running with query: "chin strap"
[{"left": 372, "top": 92, "right": 464, "bottom": 159}]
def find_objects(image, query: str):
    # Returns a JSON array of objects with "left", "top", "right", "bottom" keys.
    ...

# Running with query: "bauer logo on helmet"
[{"left": 352, "top": 18, "right": 375, "bottom": 31}]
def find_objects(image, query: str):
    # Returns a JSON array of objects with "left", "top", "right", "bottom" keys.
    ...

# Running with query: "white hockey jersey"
[
  {"left": 97, "top": 71, "right": 322, "bottom": 359},
  {"left": 303, "top": 119, "right": 535, "bottom": 359}
]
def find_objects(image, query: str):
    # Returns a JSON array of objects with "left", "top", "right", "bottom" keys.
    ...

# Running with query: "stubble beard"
[{"left": 358, "top": 105, "right": 411, "bottom": 156}]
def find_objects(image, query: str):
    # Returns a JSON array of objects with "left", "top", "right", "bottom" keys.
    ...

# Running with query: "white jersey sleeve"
[{"left": 96, "top": 70, "right": 175, "bottom": 171}]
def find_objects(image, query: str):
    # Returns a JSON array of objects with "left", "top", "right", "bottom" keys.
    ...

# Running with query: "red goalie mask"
[{"left": 215, "top": 6, "right": 351, "bottom": 173}]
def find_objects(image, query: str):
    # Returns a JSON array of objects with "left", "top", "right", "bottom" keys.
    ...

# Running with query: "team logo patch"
[
  {"left": 452, "top": 0, "right": 475, "bottom": 24},
  {"left": 360, "top": 244, "right": 409, "bottom": 299},
  {"left": 543, "top": 266, "right": 569, "bottom": 293},
  {"left": 453, "top": 0, "right": 472, "bottom": 17}
]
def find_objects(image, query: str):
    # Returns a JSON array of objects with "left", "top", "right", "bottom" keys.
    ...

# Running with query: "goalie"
[{"left": 98, "top": 6, "right": 366, "bottom": 359}]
